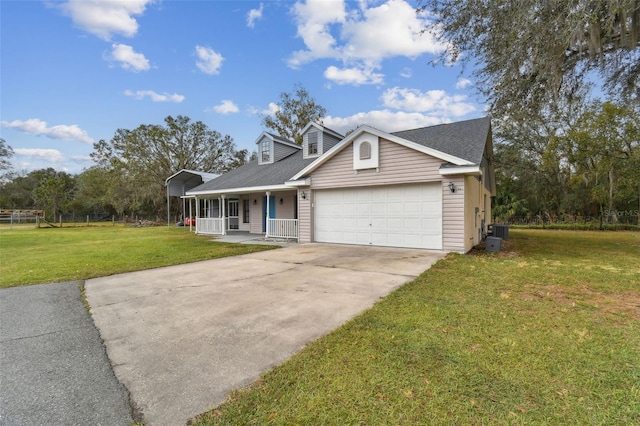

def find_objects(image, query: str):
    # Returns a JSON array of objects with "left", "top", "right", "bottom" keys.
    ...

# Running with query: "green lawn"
[
  {"left": 191, "top": 230, "right": 640, "bottom": 425},
  {"left": 0, "top": 225, "right": 276, "bottom": 288}
]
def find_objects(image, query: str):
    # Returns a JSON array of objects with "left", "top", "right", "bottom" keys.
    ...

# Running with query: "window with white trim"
[
  {"left": 308, "top": 131, "right": 318, "bottom": 155},
  {"left": 261, "top": 139, "right": 271, "bottom": 162}
]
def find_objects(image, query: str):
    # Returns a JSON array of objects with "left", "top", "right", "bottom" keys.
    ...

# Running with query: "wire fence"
[
  {"left": 0, "top": 211, "right": 166, "bottom": 228},
  {"left": 501, "top": 213, "right": 639, "bottom": 231}
]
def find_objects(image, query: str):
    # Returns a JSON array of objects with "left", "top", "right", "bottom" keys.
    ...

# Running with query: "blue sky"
[{"left": 1, "top": 0, "right": 486, "bottom": 174}]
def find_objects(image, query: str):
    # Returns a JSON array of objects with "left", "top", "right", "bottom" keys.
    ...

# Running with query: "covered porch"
[{"left": 192, "top": 189, "right": 300, "bottom": 240}]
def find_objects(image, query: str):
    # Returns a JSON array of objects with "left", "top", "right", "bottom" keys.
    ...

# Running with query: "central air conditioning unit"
[{"left": 490, "top": 224, "right": 509, "bottom": 240}]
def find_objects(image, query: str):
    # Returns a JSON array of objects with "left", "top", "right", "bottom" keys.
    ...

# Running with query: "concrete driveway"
[{"left": 85, "top": 243, "right": 445, "bottom": 425}]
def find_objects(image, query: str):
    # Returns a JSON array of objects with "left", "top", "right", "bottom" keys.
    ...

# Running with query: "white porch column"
[
  {"left": 221, "top": 194, "right": 226, "bottom": 236},
  {"left": 190, "top": 197, "right": 195, "bottom": 233},
  {"left": 265, "top": 191, "right": 271, "bottom": 238},
  {"left": 166, "top": 186, "right": 170, "bottom": 227}
]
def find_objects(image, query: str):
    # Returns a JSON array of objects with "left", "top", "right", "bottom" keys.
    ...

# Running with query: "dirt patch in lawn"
[{"left": 520, "top": 284, "right": 640, "bottom": 321}]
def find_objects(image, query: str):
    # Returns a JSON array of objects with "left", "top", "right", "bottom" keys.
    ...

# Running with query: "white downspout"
[
  {"left": 166, "top": 185, "right": 170, "bottom": 228},
  {"left": 182, "top": 197, "right": 186, "bottom": 225},
  {"left": 190, "top": 197, "right": 195, "bottom": 233}
]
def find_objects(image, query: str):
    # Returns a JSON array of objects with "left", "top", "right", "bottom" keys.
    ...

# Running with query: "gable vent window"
[
  {"left": 308, "top": 132, "right": 318, "bottom": 155},
  {"left": 359, "top": 141, "right": 371, "bottom": 160},
  {"left": 261, "top": 139, "right": 271, "bottom": 162}
]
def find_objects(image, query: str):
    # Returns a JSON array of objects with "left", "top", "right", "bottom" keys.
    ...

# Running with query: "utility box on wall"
[{"left": 486, "top": 236, "right": 502, "bottom": 252}]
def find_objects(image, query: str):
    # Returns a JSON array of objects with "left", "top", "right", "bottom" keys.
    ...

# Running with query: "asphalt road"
[{"left": 0, "top": 281, "right": 134, "bottom": 426}]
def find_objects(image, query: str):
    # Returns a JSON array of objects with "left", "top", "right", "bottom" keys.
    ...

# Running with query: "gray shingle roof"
[
  {"left": 391, "top": 117, "right": 490, "bottom": 164},
  {"left": 188, "top": 150, "right": 315, "bottom": 193}
]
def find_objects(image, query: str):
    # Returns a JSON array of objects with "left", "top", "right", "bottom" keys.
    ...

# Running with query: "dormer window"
[
  {"left": 261, "top": 139, "right": 271, "bottom": 162},
  {"left": 308, "top": 132, "right": 318, "bottom": 155},
  {"left": 359, "top": 141, "right": 371, "bottom": 160}
]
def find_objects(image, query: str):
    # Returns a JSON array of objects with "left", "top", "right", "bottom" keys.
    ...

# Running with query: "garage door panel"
[
  {"left": 386, "top": 218, "right": 403, "bottom": 229},
  {"left": 422, "top": 217, "right": 441, "bottom": 229},
  {"left": 315, "top": 183, "right": 442, "bottom": 250}
]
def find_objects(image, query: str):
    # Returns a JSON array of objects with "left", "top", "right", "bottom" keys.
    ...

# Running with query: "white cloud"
[
  {"left": 212, "top": 100, "right": 239, "bottom": 114},
  {"left": 340, "top": 0, "right": 446, "bottom": 60},
  {"left": 1, "top": 118, "right": 94, "bottom": 144},
  {"left": 247, "top": 102, "right": 281, "bottom": 117},
  {"left": 14, "top": 148, "right": 66, "bottom": 163},
  {"left": 382, "top": 87, "right": 476, "bottom": 117},
  {"left": 288, "top": 0, "right": 346, "bottom": 68},
  {"left": 263, "top": 102, "right": 280, "bottom": 116},
  {"left": 195, "top": 45, "right": 224, "bottom": 75},
  {"left": 324, "top": 110, "right": 444, "bottom": 134},
  {"left": 288, "top": 0, "right": 449, "bottom": 85},
  {"left": 124, "top": 90, "right": 185, "bottom": 102},
  {"left": 107, "top": 43, "right": 150, "bottom": 72},
  {"left": 59, "top": 0, "right": 153, "bottom": 40},
  {"left": 247, "top": 3, "right": 264, "bottom": 28},
  {"left": 400, "top": 67, "right": 412, "bottom": 78},
  {"left": 456, "top": 78, "right": 472, "bottom": 89},
  {"left": 324, "top": 65, "right": 384, "bottom": 86}
]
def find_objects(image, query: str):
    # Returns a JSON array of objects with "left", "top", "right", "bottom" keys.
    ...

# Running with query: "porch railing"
[
  {"left": 267, "top": 218, "right": 298, "bottom": 240},
  {"left": 196, "top": 218, "right": 224, "bottom": 235}
]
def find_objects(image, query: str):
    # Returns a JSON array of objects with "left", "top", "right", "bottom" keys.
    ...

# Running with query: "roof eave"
[{"left": 185, "top": 184, "right": 293, "bottom": 197}]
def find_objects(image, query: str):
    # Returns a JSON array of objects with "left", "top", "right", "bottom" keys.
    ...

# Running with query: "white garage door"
[{"left": 314, "top": 183, "right": 442, "bottom": 249}]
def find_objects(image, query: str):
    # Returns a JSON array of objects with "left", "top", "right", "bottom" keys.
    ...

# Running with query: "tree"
[
  {"left": 70, "top": 166, "right": 117, "bottom": 217},
  {"left": 31, "top": 169, "right": 76, "bottom": 221},
  {"left": 492, "top": 93, "right": 586, "bottom": 219},
  {"left": 0, "top": 168, "right": 55, "bottom": 210},
  {"left": 261, "top": 84, "right": 326, "bottom": 144},
  {"left": 420, "top": 0, "right": 640, "bottom": 115},
  {"left": 91, "top": 115, "right": 246, "bottom": 219},
  {"left": 563, "top": 101, "right": 640, "bottom": 222},
  {"left": 0, "top": 138, "right": 14, "bottom": 181}
]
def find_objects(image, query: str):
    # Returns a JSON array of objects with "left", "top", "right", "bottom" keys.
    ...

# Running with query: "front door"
[
  {"left": 228, "top": 200, "right": 239, "bottom": 230},
  {"left": 262, "top": 196, "right": 275, "bottom": 232}
]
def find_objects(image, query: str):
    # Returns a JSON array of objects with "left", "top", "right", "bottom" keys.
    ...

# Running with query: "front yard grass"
[
  {"left": 192, "top": 230, "right": 640, "bottom": 425},
  {"left": 0, "top": 226, "right": 276, "bottom": 288}
]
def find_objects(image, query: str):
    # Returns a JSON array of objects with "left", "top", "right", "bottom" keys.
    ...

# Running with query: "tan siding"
[
  {"left": 310, "top": 139, "right": 442, "bottom": 189},
  {"left": 464, "top": 176, "right": 482, "bottom": 251},
  {"left": 274, "top": 191, "right": 296, "bottom": 219},
  {"left": 442, "top": 177, "right": 465, "bottom": 253},
  {"left": 298, "top": 189, "right": 311, "bottom": 243},
  {"left": 249, "top": 193, "right": 263, "bottom": 234}
]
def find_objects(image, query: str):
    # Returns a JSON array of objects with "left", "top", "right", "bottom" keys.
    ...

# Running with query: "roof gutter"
[
  {"left": 439, "top": 165, "right": 482, "bottom": 176},
  {"left": 186, "top": 184, "right": 292, "bottom": 197},
  {"left": 285, "top": 178, "right": 311, "bottom": 187}
]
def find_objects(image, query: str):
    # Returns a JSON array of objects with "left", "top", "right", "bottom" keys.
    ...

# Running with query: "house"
[{"left": 185, "top": 117, "right": 495, "bottom": 253}]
